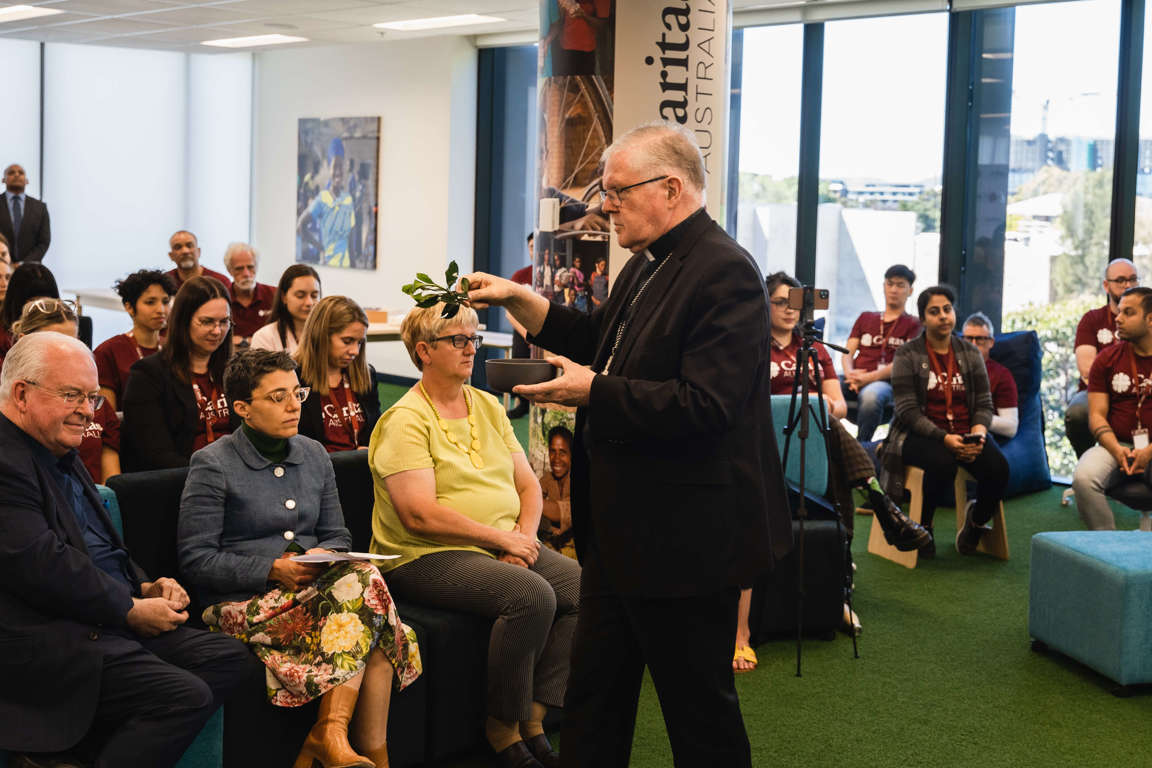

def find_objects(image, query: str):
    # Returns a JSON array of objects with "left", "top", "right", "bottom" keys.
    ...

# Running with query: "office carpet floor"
[{"left": 378, "top": 383, "right": 1152, "bottom": 767}]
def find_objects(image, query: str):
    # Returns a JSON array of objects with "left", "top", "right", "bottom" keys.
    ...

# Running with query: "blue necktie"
[{"left": 11, "top": 195, "right": 22, "bottom": 237}]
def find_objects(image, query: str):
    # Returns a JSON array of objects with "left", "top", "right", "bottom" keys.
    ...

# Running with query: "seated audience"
[
  {"left": 224, "top": 241, "right": 275, "bottom": 347},
  {"left": 93, "top": 269, "right": 175, "bottom": 410},
  {"left": 13, "top": 298, "right": 121, "bottom": 483},
  {"left": 179, "top": 349, "right": 421, "bottom": 768},
  {"left": 879, "top": 285, "right": 1009, "bottom": 555},
  {"left": 841, "top": 264, "right": 921, "bottom": 442},
  {"left": 1072, "top": 286, "right": 1152, "bottom": 530},
  {"left": 165, "top": 229, "right": 231, "bottom": 290},
  {"left": 1067, "top": 258, "right": 1137, "bottom": 457},
  {"left": 538, "top": 425, "right": 575, "bottom": 559},
  {"left": 961, "top": 312, "right": 1018, "bottom": 439},
  {"left": 251, "top": 264, "right": 321, "bottom": 354},
  {"left": 0, "top": 332, "right": 249, "bottom": 768},
  {"left": 734, "top": 272, "right": 930, "bottom": 672},
  {"left": 0, "top": 261, "right": 59, "bottom": 362},
  {"left": 295, "top": 295, "right": 380, "bottom": 452},
  {"left": 121, "top": 276, "right": 237, "bottom": 471},
  {"left": 369, "top": 302, "right": 578, "bottom": 768}
]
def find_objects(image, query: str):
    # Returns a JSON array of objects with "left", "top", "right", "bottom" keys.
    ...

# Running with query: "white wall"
[
  {"left": 250, "top": 38, "right": 478, "bottom": 378},
  {"left": 0, "top": 40, "right": 41, "bottom": 198}
]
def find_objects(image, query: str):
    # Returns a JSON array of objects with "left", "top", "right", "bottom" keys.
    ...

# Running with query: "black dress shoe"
[
  {"left": 524, "top": 734, "right": 560, "bottom": 768},
  {"left": 495, "top": 741, "right": 545, "bottom": 768}
]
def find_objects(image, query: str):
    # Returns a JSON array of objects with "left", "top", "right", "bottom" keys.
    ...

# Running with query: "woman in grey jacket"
[
  {"left": 179, "top": 349, "right": 420, "bottom": 768},
  {"left": 880, "top": 285, "right": 1010, "bottom": 555}
]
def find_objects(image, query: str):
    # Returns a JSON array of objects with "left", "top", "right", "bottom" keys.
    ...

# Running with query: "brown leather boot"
[{"left": 292, "top": 680, "right": 375, "bottom": 768}]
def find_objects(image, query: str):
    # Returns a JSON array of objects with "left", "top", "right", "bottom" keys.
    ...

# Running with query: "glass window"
[
  {"left": 816, "top": 13, "right": 949, "bottom": 355},
  {"left": 734, "top": 24, "right": 803, "bottom": 276},
  {"left": 1000, "top": 0, "right": 1121, "bottom": 480}
]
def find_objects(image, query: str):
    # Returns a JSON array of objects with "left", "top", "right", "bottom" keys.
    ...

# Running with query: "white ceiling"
[{"left": 0, "top": 0, "right": 791, "bottom": 52}]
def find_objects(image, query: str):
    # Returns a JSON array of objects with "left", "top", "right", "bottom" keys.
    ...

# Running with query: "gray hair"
[
  {"left": 962, "top": 311, "right": 995, "bottom": 336},
  {"left": 0, "top": 332, "right": 92, "bottom": 403},
  {"left": 601, "top": 120, "right": 706, "bottom": 193},
  {"left": 223, "top": 241, "right": 258, "bottom": 271}
]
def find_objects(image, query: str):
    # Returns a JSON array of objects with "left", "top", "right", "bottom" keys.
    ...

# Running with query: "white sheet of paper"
[{"left": 290, "top": 552, "right": 400, "bottom": 564}]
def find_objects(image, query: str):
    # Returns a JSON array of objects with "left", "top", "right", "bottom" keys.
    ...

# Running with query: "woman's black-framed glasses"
[
  {"left": 432, "top": 334, "right": 483, "bottom": 350},
  {"left": 598, "top": 175, "right": 669, "bottom": 205}
]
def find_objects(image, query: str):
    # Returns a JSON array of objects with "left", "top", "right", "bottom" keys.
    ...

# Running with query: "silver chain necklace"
[{"left": 601, "top": 253, "right": 672, "bottom": 375}]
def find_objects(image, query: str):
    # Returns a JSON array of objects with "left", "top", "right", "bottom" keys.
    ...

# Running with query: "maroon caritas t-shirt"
[
  {"left": 848, "top": 312, "right": 921, "bottom": 372},
  {"left": 166, "top": 266, "right": 232, "bottom": 291},
  {"left": 321, "top": 380, "right": 365, "bottom": 453},
  {"left": 985, "top": 358, "right": 1018, "bottom": 411},
  {"left": 230, "top": 282, "right": 276, "bottom": 341},
  {"left": 191, "top": 372, "right": 232, "bottom": 450},
  {"left": 1076, "top": 304, "right": 1122, "bottom": 390},
  {"left": 78, "top": 400, "right": 120, "bottom": 482},
  {"left": 1088, "top": 342, "right": 1152, "bottom": 443},
  {"left": 769, "top": 334, "right": 836, "bottom": 394},
  {"left": 924, "top": 346, "right": 970, "bottom": 434},
  {"left": 94, "top": 333, "right": 160, "bottom": 405}
]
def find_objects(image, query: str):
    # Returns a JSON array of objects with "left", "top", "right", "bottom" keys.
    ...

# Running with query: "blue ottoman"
[{"left": 1029, "top": 532, "right": 1152, "bottom": 688}]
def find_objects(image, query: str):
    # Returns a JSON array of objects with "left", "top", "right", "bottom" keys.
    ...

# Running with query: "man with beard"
[
  {"left": 224, "top": 242, "right": 275, "bottom": 348},
  {"left": 1067, "top": 259, "right": 1139, "bottom": 457},
  {"left": 1072, "top": 286, "right": 1152, "bottom": 529},
  {"left": 165, "top": 230, "right": 231, "bottom": 291}
]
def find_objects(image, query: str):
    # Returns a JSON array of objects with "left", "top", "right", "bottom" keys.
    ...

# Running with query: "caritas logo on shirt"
[
  {"left": 323, "top": 400, "right": 364, "bottom": 429},
  {"left": 860, "top": 333, "right": 908, "bottom": 349},
  {"left": 927, "top": 371, "right": 966, "bottom": 392},
  {"left": 201, "top": 392, "right": 229, "bottom": 421},
  {"left": 1111, "top": 371, "right": 1152, "bottom": 395},
  {"left": 82, "top": 421, "right": 103, "bottom": 439},
  {"left": 771, "top": 358, "right": 798, "bottom": 382}
]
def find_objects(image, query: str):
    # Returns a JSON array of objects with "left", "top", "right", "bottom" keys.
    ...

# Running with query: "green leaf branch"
[{"left": 401, "top": 260, "right": 470, "bottom": 318}]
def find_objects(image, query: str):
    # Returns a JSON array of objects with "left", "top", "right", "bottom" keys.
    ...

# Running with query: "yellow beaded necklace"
[{"left": 419, "top": 381, "right": 484, "bottom": 469}]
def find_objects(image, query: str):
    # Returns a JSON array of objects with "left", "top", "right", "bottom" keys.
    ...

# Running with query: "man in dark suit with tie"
[
  {"left": 467, "top": 121, "right": 791, "bottom": 767},
  {"left": 0, "top": 164, "right": 51, "bottom": 263},
  {"left": 0, "top": 332, "right": 251, "bottom": 768}
]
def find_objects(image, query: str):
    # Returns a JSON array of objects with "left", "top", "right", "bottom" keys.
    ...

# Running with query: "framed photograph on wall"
[{"left": 296, "top": 116, "right": 380, "bottom": 270}]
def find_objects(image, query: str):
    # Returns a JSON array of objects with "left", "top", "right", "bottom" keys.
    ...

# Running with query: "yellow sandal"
[{"left": 733, "top": 644, "right": 758, "bottom": 673}]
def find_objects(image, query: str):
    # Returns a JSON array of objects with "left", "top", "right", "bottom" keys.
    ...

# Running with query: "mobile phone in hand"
[{"left": 961, "top": 433, "right": 983, "bottom": 444}]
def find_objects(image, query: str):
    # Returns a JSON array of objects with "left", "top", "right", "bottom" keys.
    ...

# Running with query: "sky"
[{"left": 738, "top": 0, "right": 1137, "bottom": 183}]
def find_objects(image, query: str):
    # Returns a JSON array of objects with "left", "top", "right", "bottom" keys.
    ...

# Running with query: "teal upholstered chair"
[
  {"left": 0, "top": 489, "right": 222, "bottom": 768},
  {"left": 770, "top": 394, "right": 829, "bottom": 498}
]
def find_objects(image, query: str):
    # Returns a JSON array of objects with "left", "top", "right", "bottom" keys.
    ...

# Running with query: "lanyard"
[
  {"left": 1126, "top": 344, "right": 1152, "bottom": 431},
  {"left": 331, "top": 375, "right": 362, "bottom": 445},
  {"left": 128, "top": 331, "right": 160, "bottom": 360},
  {"left": 927, "top": 344, "right": 957, "bottom": 430},
  {"left": 877, "top": 314, "right": 897, "bottom": 365},
  {"left": 192, "top": 379, "right": 222, "bottom": 443}
]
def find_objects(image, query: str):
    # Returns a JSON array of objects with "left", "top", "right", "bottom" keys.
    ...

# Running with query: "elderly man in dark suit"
[
  {"left": 0, "top": 332, "right": 250, "bottom": 768},
  {"left": 0, "top": 164, "right": 51, "bottom": 263},
  {"left": 467, "top": 120, "right": 790, "bottom": 768}
]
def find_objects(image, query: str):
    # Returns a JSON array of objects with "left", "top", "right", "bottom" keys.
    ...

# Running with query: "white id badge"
[{"left": 1134, "top": 429, "right": 1149, "bottom": 451}]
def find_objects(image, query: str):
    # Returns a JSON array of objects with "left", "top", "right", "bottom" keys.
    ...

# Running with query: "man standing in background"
[{"left": 0, "top": 164, "right": 50, "bottom": 263}]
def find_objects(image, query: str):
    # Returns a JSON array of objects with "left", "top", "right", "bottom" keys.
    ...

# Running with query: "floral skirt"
[{"left": 203, "top": 561, "right": 422, "bottom": 707}]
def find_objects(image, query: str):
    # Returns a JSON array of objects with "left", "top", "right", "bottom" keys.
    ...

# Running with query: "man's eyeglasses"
[
  {"left": 598, "top": 175, "right": 669, "bottom": 206},
  {"left": 24, "top": 380, "right": 105, "bottom": 410},
  {"left": 432, "top": 334, "right": 483, "bottom": 350},
  {"left": 962, "top": 334, "right": 994, "bottom": 344},
  {"left": 246, "top": 387, "right": 310, "bottom": 405},
  {"left": 194, "top": 317, "right": 232, "bottom": 330},
  {"left": 1107, "top": 275, "right": 1140, "bottom": 286}
]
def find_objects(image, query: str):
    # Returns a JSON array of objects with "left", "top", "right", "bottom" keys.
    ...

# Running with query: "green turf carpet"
[{"left": 378, "top": 382, "right": 1152, "bottom": 766}]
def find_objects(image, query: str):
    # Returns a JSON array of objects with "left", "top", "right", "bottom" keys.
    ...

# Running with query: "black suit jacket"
[
  {"left": 0, "top": 192, "right": 51, "bottom": 263},
  {"left": 120, "top": 353, "right": 241, "bottom": 471},
  {"left": 0, "top": 413, "right": 147, "bottom": 751},
  {"left": 531, "top": 211, "right": 792, "bottom": 598},
  {"left": 298, "top": 365, "right": 381, "bottom": 449}
]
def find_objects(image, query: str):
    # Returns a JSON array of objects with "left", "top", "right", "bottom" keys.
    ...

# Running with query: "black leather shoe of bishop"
[
  {"left": 524, "top": 734, "right": 561, "bottom": 768},
  {"left": 495, "top": 741, "right": 545, "bottom": 768}
]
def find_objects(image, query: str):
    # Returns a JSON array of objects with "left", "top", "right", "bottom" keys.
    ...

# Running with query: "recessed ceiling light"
[
  {"left": 201, "top": 33, "right": 308, "bottom": 48},
  {"left": 373, "top": 14, "right": 504, "bottom": 32},
  {"left": 0, "top": 4, "right": 64, "bottom": 24}
]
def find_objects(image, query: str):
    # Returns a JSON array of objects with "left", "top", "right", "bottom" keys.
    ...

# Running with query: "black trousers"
[
  {"left": 86, "top": 626, "right": 250, "bottom": 768},
  {"left": 560, "top": 552, "right": 749, "bottom": 768},
  {"left": 901, "top": 433, "right": 1009, "bottom": 527}
]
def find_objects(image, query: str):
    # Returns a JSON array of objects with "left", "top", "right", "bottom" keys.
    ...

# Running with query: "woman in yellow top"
[{"left": 368, "top": 302, "right": 578, "bottom": 768}]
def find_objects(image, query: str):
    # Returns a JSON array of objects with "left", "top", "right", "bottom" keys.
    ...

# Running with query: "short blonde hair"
[{"left": 401, "top": 303, "right": 479, "bottom": 371}]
